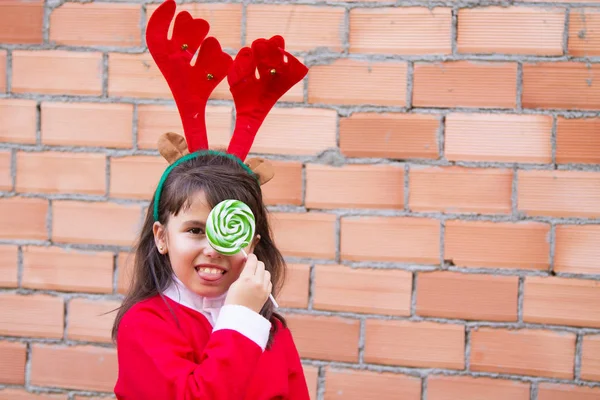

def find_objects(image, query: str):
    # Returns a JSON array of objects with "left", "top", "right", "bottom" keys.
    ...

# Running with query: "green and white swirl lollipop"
[
  {"left": 206, "top": 199, "right": 255, "bottom": 256},
  {"left": 206, "top": 199, "right": 278, "bottom": 307}
]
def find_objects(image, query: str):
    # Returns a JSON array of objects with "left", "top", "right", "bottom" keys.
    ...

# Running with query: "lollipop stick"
[{"left": 241, "top": 248, "right": 279, "bottom": 308}]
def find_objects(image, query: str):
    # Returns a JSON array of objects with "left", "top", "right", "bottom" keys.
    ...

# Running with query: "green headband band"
[{"left": 153, "top": 150, "right": 257, "bottom": 222}]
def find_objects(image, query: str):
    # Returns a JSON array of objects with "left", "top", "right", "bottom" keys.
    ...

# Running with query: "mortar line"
[
  {"left": 518, "top": 276, "right": 525, "bottom": 323},
  {"left": 404, "top": 163, "right": 410, "bottom": 212},
  {"left": 551, "top": 115, "right": 558, "bottom": 168},
  {"left": 451, "top": 6, "right": 458, "bottom": 56},
  {"left": 411, "top": 271, "right": 418, "bottom": 317},
  {"left": 10, "top": 148, "right": 17, "bottom": 192},
  {"left": 464, "top": 326, "right": 471, "bottom": 371},
  {"left": 406, "top": 61, "right": 414, "bottom": 109},
  {"left": 530, "top": 382, "right": 539, "bottom": 400},
  {"left": 549, "top": 224, "right": 557, "bottom": 275},
  {"left": 358, "top": 318, "right": 366, "bottom": 365},
  {"left": 563, "top": 8, "right": 571, "bottom": 56},
  {"left": 308, "top": 263, "right": 316, "bottom": 311},
  {"left": 516, "top": 62, "right": 523, "bottom": 112},
  {"left": 5, "top": 50, "right": 12, "bottom": 94},
  {"left": 575, "top": 332, "right": 583, "bottom": 380}
]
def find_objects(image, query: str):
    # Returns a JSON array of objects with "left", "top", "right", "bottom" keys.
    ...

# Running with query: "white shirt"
[{"left": 162, "top": 275, "right": 271, "bottom": 350}]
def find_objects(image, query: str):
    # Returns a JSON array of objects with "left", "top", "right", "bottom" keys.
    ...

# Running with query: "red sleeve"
[
  {"left": 114, "top": 306, "right": 262, "bottom": 400},
  {"left": 281, "top": 326, "right": 311, "bottom": 400}
]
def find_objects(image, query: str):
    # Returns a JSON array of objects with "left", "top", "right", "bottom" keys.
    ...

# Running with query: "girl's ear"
[
  {"left": 247, "top": 234, "right": 261, "bottom": 254},
  {"left": 153, "top": 221, "right": 168, "bottom": 254}
]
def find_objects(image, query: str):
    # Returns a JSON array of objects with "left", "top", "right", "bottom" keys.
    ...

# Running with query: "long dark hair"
[{"left": 112, "top": 152, "right": 286, "bottom": 346}]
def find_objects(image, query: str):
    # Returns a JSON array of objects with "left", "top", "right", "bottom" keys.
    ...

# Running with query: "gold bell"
[
  {"left": 270, "top": 68, "right": 276, "bottom": 75},
  {"left": 207, "top": 73, "right": 214, "bottom": 80},
  {"left": 181, "top": 44, "right": 188, "bottom": 50}
]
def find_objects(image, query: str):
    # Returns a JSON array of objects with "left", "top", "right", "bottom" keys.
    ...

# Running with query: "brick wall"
[{"left": 1, "top": 0, "right": 600, "bottom": 399}]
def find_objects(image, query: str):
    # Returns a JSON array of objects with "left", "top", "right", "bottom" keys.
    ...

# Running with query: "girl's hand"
[{"left": 225, "top": 254, "right": 272, "bottom": 313}]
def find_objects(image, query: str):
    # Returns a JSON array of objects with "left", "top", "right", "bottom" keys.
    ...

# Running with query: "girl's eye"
[{"left": 188, "top": 228, "right": 204, "bottom": 235}]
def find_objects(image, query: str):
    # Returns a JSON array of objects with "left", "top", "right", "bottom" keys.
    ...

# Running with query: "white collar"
[{"left": 162, "top": 275, "right": 227, "bottom": 320}]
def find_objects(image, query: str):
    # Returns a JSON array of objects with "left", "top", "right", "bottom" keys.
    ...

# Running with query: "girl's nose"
[{"left": 202, "top": 244, "right": 222, "bottom": 258}]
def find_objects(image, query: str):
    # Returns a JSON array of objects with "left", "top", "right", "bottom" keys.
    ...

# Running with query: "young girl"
[{"left": 112, "top": 1, "right": 310, "bottom": 398}]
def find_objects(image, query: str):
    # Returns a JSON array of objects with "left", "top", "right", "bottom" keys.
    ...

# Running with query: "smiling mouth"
[{"left": 195, "top": 266, "right": 226, "bottom": 275}]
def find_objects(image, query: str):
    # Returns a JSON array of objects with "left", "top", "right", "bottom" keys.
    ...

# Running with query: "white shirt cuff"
[{"left": 213, "top": 304, "right": 271, "bottom": 351}]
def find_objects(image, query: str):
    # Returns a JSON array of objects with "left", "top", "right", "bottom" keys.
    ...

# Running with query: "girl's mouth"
[{"left": 195, "top": 265, "right": 226, "bottom": 282}]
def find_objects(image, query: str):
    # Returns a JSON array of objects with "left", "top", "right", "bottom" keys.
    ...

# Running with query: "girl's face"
[{"left": 152, "top": 190, "right": 256, "bottom": 298}]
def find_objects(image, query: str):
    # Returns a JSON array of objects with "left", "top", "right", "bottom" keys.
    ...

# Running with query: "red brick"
[
  {"left": 137, "top": 104, "right": 231, "bottom": 150},
  {"left": 0, "top": 389, "right": 67, "bottom": 400},
  {"left": 518, "top": 170, "right": 600, "bottom": 218},
  {"left": 417, "top": 271, "right": 519, "bottom": 321},
  {"left": 278, "top": 264, "right": 310, "bottom": 309},
  {"left": 458, "top": 7, "right": 564, "bottom": 55},
  {"left": 0, "top": 293, "right": 64, "bottom": 339},
  {"left": 0, "top": 151, "right": 11, "bottom": 191},
  {"left": 16, "top": 152, "right": 106, "bottom": 195},
  {"left": 523, "top": 63, "right": 600, "bottom": 110},
  {"left": 555, "top": 225, "right": 600, "bottom": 275},
  {"left": 52, "top": 201, "right": 141, "bottom": 246},
  {"left": 30, "top": 345, "right": 117, "bottom": 392},
  {"left": 340, "top": 113, "right": 439, "bottom": 159},
  {"left": 365, "top": 320, "right": 465, "bottom": 369},
  {"left": 0, "top": 246, "right": 18, "bottom": 288},
  {"left": 22, "top": 246, "right": 113, "bottom": 294},
  {"left": 304, "top": 365, "right": 318, "bottom": 400},
  {"left": 50, "top": 3, "right": 141, "bottom": 47},
  {"left": 0, "top": 197, "right": 48, "bottom": 241},
  {"left": 0, "top": 51, "right": 5, "bottom": 92},
  {"left": 261, "top": 161, "right": 303, "bottom": 206},
  {"left": 0, "top": 0, "right": 44, "bottom": 44},
  {"left": 306, "top": 164, "right": 404, "bottom": 210},
  {"left": 286, "top": 314, "right": 360, "bottom": 362},
  {"left": 582, "top": 335, "right": 600, "bottom": 380},
  {"left": 538, "top": 383, "right": 600, "bottom": 400},
  {"left": 110, "top": 155, "right": 167, "bottom": 199},
  {"left": 427, "top": 375, "right": 530, "bottom": 400},
  {"left": 0, "top": 99, "right": 37, "bottom": 144},
  {"left": 270, "top": 213, "right": 336, "bottom": 259},
  {"left": 409, "top": 166, "right": 513, "bottom": 214},
  {"left": 413, "top": 61, "right": 517, "bottom": 108},
  {"left": 147, "top": 3, "right": 242, "bottom": 50},
  {"left": 350, "top": 8, "right": 451, "bottom": 54},
  {"left": 12, "top": 50, "right": 102, "bottom": 95},
  {"left": 445, "top": 220, "right": 550, "bottom": 270},
  {"left": 470, "top": 328, "right": 575, "bottom": 378},
  {"left": 341, "top": 217, "right": 440, "bottom": 264},
  {"left": 523, "top": 277, "right": 600, "bottom": 328},
  {"left": 251, "top": 108, "right": 337, "bottom": 156},
  {"left": 68, "top": 298, "right": 121, "bottom": 343},
  {"left": 309, "top": 59, "right": 407, "bottom": 106},
  {"left": 247, "top": 5, "right": 344, "bottom": 52},
  {"left": 108, "top": 53, "right": 170, "bottom": 99},
  {"left": 314, "top": 265, "right": 412, "bottom": 316},
  {"left": 117, "top": 251, "right": 134, "bottom": 295},
  {"left": 569, "top": 9, "right": 600, "bottom": 56},
  {"left": 445, "top": 113, "right": 552, "bottom": 163},
  {"left": 0, "top": 341, "right": 26, "bottom": 385},
  {"left": 42, "top": 102, "right": 133, "bottom": 148},
  {"left": 324, "top": 368, "right": 421, "bottom": 400},
  {"left": 556, "top": 117, "right": 600, "bottom": 164}
]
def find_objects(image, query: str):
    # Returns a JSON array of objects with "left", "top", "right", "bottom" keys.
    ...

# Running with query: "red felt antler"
[
  {"left": 146, "top": 0, "right": 232, "bottom": 153},
  {"left": 227, "top": 36, "right": 308, "bottom": 161}
]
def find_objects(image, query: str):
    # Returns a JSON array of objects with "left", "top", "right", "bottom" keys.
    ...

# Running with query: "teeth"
[{"left": 198, "top": 267, "right": 224, "bottom": 275}]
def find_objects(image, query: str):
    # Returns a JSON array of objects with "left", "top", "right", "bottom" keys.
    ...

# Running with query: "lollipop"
[{"left": 206, "top": 199, "right": 278, "bottom": 307}]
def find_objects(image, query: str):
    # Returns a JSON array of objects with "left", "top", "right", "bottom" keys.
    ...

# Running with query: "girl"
[{"left": 112, "top": 1, "right": 310, "bottom": 398}]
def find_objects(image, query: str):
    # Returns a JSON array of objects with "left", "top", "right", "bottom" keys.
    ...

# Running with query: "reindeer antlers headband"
[{"left": 148, "top": 0, "right": 308, "bottom": 221}]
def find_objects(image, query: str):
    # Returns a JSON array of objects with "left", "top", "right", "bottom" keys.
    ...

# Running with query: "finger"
[
  {"left": 263, "top": 271, "right": 272, "bottom": 291},
  {"left": 240, "top": 253, "right": 258, "bottom": 277},
  {"left": 254, "top": 261, "right": 266, "bottom": 281}
]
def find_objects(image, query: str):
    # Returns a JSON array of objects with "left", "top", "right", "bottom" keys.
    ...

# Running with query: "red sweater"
[{"left": 114, "top": 295, "right": 310, "bottom": 399}]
